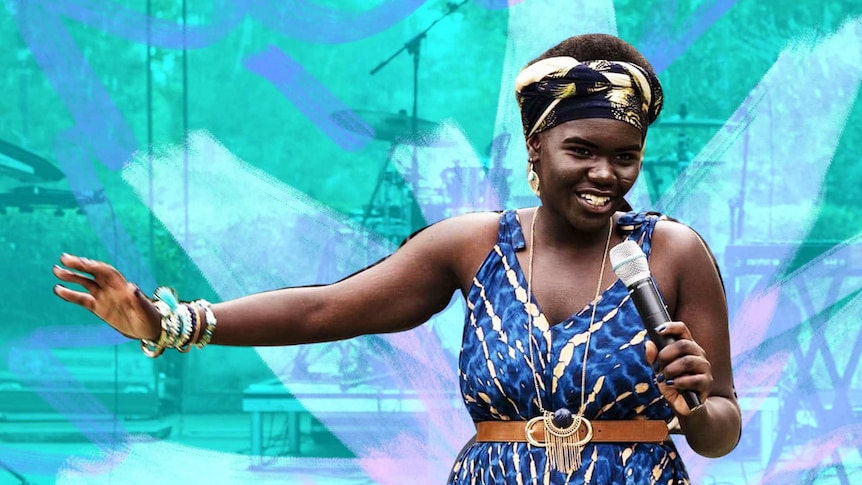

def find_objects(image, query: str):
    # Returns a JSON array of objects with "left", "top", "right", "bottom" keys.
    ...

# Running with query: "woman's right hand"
[{"left": 53, "top": 254, "right": 162, "bottom": 341}]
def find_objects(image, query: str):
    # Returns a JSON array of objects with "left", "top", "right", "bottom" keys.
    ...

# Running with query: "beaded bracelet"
[
  {"left": 141, "top": 299, "right": 173, "bottom": 358},
  {"left": 192, "top": 299, "right": 217, "bottom": 349},
  {"left": 139, "top": 288, "right": 218, "bottom": 358}
]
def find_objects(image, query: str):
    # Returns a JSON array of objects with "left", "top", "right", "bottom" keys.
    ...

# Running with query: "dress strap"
[
  {"left": 498, "top": 209, "right": 526, "bottom": 250},
  {"left": 618, "top": 211, "right": 666, "bottom": 260}
]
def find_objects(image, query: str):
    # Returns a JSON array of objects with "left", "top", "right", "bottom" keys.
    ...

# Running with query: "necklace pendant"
[{"left": 542, "top": 409, "right": 593, "bottom": 473}]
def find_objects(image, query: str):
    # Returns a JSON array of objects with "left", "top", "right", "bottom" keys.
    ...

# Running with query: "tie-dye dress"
[{"left": 449, "top": 210, "right": 690, "bottom": 484}]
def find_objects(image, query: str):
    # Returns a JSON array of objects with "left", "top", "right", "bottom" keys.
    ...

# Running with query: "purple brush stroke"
[
  {"left": 472, "top": 0, "right": 528, "bottom": 9},
  {"left": 0, "top": 447, "right": 72, "bottom": 476},
  {"left": 757, "top": 424, "right": 862, "bottom": 484},
  {"left": 243, "top": 46, "right": 374, "bottom": 152},
  {"left": 638, "top": 0, "right": 739, "bottom": 73},
  {"left": 15, "top": 3, "right": 137, "bottom": 172},
  {"left": 3, "top": 339, "right": 131, "bottom": 475},
  {"left": 37, "top": 0, "right": 245, "bottom": 49},
  {"left": 37, "top": 0, "right": 427, "bottom": 47},
  {"left": 246, "top": 0, "right": 427, "bottom": 44}
]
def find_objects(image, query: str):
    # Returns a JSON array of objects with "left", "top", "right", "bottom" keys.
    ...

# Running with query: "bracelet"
[
  {"left": 141, "top": 300, "right": 173, "bottom": 358},
  {"left": 192, "top": 299, "right": 217, "bottom": 349},
  {"left": 139, "top": 288, "right": 218, "bottom": 358},
  {"left": 178, "top": 304, "right": 200, "bottom": 353}
]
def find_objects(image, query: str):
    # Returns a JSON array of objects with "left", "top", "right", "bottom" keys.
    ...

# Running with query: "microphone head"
[{"left": 609, "top": 240, "right": 651, "bottom": 286}]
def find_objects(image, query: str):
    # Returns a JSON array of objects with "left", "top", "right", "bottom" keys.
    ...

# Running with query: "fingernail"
[
  {"left": 655, "top": 323, "right": 668, "bottom": 333},
  {"left": 656, "top": 373, "right": 665, "bottom": 383},
  {"left": 665, "top": 379, "right": 675, "bottom": 386}
]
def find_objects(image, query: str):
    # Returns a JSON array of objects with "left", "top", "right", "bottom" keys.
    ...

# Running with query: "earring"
[{"left": 527, "top": 159, "right": 540, "bottom": 197}]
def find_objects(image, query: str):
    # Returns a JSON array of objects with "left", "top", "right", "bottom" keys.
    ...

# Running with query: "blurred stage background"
[{"left": 1, "top": 0, "right": 861, "bottom": 483}]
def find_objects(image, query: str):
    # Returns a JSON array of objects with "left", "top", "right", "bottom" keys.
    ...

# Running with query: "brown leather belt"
[{"left": 476, "top": 419, "right": 669, "bottom": 444}]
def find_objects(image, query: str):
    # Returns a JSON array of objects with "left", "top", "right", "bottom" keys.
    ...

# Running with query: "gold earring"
[{"left": 527, "top": 159, "right": 540, "bottom": 197}]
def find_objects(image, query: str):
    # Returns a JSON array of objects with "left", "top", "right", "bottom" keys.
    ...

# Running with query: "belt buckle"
[
  {"left": 524, "top": 415, "right": 594, "bottom": 447},
  {"left": 525, "top": 416, "right": 546, "bottom": 447}
]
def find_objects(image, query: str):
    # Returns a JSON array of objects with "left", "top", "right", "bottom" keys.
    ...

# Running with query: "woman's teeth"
[{"left": 580, "top": 194, "right": 610, "bottom": 206}]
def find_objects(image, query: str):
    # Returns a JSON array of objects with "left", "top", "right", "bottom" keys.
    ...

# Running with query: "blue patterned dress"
[{"left": 449, "top": 210, "right": 690, "bottom": 484}]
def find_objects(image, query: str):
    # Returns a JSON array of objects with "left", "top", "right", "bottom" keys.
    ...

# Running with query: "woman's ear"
[{"left": 526, "top": 134, "right": 541, "bottom": 162}]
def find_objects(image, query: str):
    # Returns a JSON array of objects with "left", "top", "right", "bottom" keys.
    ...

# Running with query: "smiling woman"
[
  {"left": 53, "top": 33, "right": 740, "bottom": 484},
  {"left": 526, "top": 118, "right": 644, "bottom": 232}
]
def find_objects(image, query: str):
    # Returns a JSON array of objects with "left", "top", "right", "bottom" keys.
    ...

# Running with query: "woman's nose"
[{"left": 587, "top": 159, "right": 615, "bottom": 183}]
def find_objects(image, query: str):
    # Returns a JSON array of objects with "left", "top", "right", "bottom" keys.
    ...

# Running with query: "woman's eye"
[{"left": 571, "top": 147, "right": 591, "bottom": 157}]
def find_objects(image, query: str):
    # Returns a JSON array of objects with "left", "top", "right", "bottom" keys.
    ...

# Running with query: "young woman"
[{"left": 54, "top": 33, "right": 740, "bottom": 484}]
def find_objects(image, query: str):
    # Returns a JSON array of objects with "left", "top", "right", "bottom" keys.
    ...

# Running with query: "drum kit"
[
  {"left": 331, "top": 108, "right": 512, "bottom": 243},
  {"left": 325, "top": 0, "right": 512, "bottom": 245},
  {"left": 0, "top": 138, "right": 102, "bottom": 216}
]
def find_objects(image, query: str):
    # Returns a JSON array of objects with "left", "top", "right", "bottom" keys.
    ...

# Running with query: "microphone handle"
[{"left": 630, "top": 278, "right": 702, "bottom": 410}]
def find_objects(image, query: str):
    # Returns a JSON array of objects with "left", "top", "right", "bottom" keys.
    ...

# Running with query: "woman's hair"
[{"left": 527, "top": 33, "right": 655, "bottom": 76}]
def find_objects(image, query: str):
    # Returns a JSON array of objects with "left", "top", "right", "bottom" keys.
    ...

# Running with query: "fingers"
[
  {"left": 53, "top": 284, "right": 96, "bottom": 311},
  {"left": 653, "top": 321, "right": 693, "bottom": 341},
  {"left": 651, "top": 321, "right": 701, "bottom": 366},
  {"left": 58, "top": 254, "right": 125, "bottom": 286},
  {"left": 648, "top": 321, "right": 712, "bottom": 403},
  {"left": 53, "top": 264, "right": 99, "bottom": 294},
  {"left": 644, "top": 340, "right": 658, "bottom": 367}
]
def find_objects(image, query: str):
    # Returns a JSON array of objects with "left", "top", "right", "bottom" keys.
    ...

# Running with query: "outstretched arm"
[{"left": 54, "top": 215, "right": 485, "bottom": 347}]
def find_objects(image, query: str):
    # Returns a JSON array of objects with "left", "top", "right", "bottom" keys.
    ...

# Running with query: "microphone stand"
[{"left": 367, "top": 0, "right": 469, "bottom": 232}]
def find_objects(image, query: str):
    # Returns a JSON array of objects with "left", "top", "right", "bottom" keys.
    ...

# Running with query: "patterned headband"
[{"left": 514, "top": 56, "right": 664, "bottom": 139}]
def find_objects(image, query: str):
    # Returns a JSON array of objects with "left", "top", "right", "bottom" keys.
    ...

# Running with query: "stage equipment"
[
  {"left": 726, "top": 241, "right": 862, "bottom": 481},
  {"left": 331, "top": 109, "right": 442, "bottom": 147},
  {"left": 0, "top": 139, "right": 64, "bottom": 184},
  {"left": 0, "top": 185, "right": 104, "bottom": 215},
  {"left": 242, "top": 378, "right": 460, "bottom": 459},
  {"left": 0, "top": 139, "right": 105, "bottom": 215},
  {"left": 0, "top": 348, "right": 172, "bottom": 442},
  {"left": 329, "top": 0, "right": 470, "bottom": 243},
  {"left": 643, "top": 105, "right": 732, "bottom": 201}
]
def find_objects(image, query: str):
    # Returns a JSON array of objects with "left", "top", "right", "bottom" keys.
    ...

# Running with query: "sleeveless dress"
[{"left": 449, "top": 210, "right": 690, "bottom": 484}]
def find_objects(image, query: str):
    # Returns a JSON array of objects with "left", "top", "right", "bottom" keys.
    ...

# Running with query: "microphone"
[{"left": 609, "top": 240, "right": 702, "bottom": 410}]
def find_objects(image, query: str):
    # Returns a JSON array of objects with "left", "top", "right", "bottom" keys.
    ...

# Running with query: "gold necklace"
[{"left": 525, "top": 206, "right": 614, "bottom": 473}]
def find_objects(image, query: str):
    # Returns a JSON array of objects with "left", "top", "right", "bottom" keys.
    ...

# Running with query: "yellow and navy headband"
[{"left": 514, "top": 56, "right": 664, "bottom": 139}]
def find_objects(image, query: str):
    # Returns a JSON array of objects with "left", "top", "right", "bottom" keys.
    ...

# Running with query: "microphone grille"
[{"left": 609, "top": 240, "right": 651, "bottom": 286}]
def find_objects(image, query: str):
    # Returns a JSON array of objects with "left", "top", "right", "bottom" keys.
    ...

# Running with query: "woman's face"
[{"left": 527, "top": 117, "right": 644, "bottom": 232}]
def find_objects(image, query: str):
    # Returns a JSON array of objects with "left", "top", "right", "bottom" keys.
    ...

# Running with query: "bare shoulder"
[
  {"left": 651, "top": 218, "right": 713, "bottom": 263},
  {"left": 650, "top": 218, "right": 725, "bottom": 314},
  {"left": 406, "top": 211, "right": 505, "bottom": 291}
]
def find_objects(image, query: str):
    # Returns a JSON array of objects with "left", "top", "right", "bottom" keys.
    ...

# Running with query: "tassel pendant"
[{"left": 542, "top": 409, "right": 593, "bottom": 473}]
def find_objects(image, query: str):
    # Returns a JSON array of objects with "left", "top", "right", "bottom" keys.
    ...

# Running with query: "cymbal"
[
  {"left": 331, "top": 109, "right": 442, "bottom": 145},
  {"left": 653, "top": 117, "right": 733, "bottom": 128},
  {"left": 0, "top": 139, "right": 64, "bottom": 183}
]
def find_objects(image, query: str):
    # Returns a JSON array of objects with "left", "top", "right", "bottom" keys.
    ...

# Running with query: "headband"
[{"left": 514, "top": 56, "right": 663, "bottom": 139}]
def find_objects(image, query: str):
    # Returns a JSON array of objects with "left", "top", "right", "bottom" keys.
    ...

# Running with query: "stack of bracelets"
[{"left": 140, "top": 286, "right": 217, "bottom": 358}]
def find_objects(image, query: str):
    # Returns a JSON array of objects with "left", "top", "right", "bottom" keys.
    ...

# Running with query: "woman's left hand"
[{"left": 644, "top": 321, "right": 712, "bottom": 416}]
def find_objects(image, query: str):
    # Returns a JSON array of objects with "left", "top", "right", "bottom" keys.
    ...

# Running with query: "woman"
[{"left": 54, "top": 34, "right": 740, "bottom": 483}]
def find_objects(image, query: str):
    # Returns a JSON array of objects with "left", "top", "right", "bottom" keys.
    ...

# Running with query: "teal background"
[{"left": 1, "top": 0, "right": 862, "bottom": 483}]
